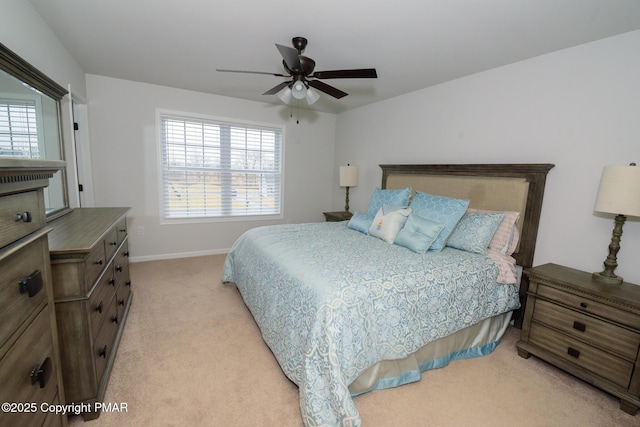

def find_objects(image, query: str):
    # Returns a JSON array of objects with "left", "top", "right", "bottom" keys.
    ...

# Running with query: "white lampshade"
[
  {"left": 292, "top": 81, "right": 307, "bottom": 99},
  {"left": 594, "top": 164, "right": 640, "bottom": 217},
  {"left": 305, "top": 87, "right": 320, "bottom": 105},
  {"left": 277, "top": 86, "right": 292, "bottom": 104},
  {"left": 340, "top": 165, "right": 358, "bottom": 187}
]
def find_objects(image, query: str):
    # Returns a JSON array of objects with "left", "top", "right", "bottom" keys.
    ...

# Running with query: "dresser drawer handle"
[
  {"left": 119, "top": 228, "right": 126, "bottom": 233},
  {"left": 98, "top": 345, "right": 107, "bottom": 358},
  {"left": 567, "top": 347, "right": 581, "bottom": 358},
  {"left": 18, "top": 270, "right": 43, "bottom": 297},
  {"left": 126, "top": 280, "right": 132, "bottom": 287},
  {"left": 124, "top": 251, "right": 130, "bottom": 257},
  {"left": 110, "top": 241, "right": 117, "bottom": 246},
  {"left": 14, "top": 211, "right": 33, "bottom": 223},
  {"left": 118, "top": 298, "right": 125, "bottom": 306},
  {"left": 580, "top": 302, "right": 588, "bottom": 308},
  {"left": 573, "top": 321, "right": 586, "bottom": 332},
  {"left": 96, "top": 301, "right": 103, "bottom": 314},
  {"left": 109, "top": 278, "right": 115, "bottom": 287},
  {"left": 116, "top": 265, "right": 123, "bottom": 272},
  {"left": 112, "top": 315, "right": 118, "bottom": 324},
  {"left": 95, "top": 260, "right": 103, "bottom": 266},
  {"left": 30, "top": 357, "right": 51, "bottom": 388}
]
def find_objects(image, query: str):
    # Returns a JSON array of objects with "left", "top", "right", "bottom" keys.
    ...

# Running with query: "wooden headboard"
[{"left": 380, "top": 163, "right": 554, "bottom": 327}]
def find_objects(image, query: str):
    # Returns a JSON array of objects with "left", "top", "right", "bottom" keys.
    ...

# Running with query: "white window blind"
[
  {"left": 0, "top": 99, "right": 40, "bottom": 158},
  {"left": 160, "top": 114, "right": 283, "bottom": 220}
]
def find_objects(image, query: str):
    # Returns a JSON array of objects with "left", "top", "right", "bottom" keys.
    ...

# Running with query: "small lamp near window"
[
  {"left": 592, "top": 163, "right": 640, "bottom": 285},
  {"left": 340, "top": 164, "right": 358, "bottom": 213}
]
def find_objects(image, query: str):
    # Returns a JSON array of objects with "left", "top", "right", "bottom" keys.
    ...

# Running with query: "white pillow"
[{"left": 369, "top": 205, "right": 411, "bottom": 244}]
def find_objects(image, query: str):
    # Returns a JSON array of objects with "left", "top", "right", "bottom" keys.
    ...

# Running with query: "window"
[
  {"left": 0, "top": 97, "right": 41, "bottom": 158},
  {"left": 159, "top": 112, "right": 283, "bottom": 221}
]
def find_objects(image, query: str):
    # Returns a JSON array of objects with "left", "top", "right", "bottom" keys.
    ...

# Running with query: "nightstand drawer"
[
  {"left": 533, "top": 299, "right": 640, "bottom": 360},
  {"left": 530, "top": 322, "right": 634, "bottom": 389},
  {"left": 537, "top": 284, "right": 640, "bottom": 330}
]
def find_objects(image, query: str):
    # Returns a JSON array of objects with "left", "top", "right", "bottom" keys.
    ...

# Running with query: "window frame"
[{"left": 156, "top": 109, "right": 285, "bottom": 224}]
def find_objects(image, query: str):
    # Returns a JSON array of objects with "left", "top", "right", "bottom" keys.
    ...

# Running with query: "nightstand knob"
[{"left": 567, "top": 347, "right": 581, "bottom": 359}]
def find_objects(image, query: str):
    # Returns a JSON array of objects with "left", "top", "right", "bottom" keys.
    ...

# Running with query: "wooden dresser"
[
  {"left": 0, "top": 159, "right": 68, "bottom": 427},
  {"left": 517, "top": 263, "right": 640, "bottom": 415},
  {"left": 48, "top": 207, "right": 132, "bottom": 420}
]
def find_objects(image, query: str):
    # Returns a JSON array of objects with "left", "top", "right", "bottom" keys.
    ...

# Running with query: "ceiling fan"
[{"left": 216, "top": 37, "right": 377, "bottom": 105}]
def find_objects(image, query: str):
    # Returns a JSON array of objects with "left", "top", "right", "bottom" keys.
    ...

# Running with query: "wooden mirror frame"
[{"left": 0, "top": 42, "right": 71, "bottom": 219}]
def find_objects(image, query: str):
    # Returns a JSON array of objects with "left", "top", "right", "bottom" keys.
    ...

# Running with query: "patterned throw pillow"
[
  {"left": 368, "top": 205, "right": 411, "bottom": 244},
  {"left": 446, "top": 212, "right": 505, "bottom": 254},
  {"left": 347, "top": 211, "right": 374, "bottom": 234},
  {"left": 394, "top": 213, "right": 445, "bottom": 253},
  {"left": 365, "top": 187, "right": 412, "bottom": 217},
  {"left": 409, "top": 192, "right": 470, "bottom": 251},
  {"left": 467, "top": 208, "right": 520, "bottom": 255}
]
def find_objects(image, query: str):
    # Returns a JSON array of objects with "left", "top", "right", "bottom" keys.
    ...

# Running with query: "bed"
[{"left": 222, "top": 163, "right": 554, "bottom": 426}]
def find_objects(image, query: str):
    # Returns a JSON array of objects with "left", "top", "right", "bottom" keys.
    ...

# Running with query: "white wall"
[
  {"left": 334, "top": 30, "right": 640, "bottom": 285},
  {"left": 0, "top": 0, "right": 86, "bottom": 99},
  {"left": 85, "top": 75, "right": 337, "bottom": 261}
]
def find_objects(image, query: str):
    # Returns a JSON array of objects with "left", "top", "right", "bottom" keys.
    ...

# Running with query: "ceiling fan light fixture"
[
  {"left": 292, "top": 80, "right": 307, "bottom": 99},
  {"left": 305, "top": 86, "right": 320, "bottom": 105},
  {"left": 277, "top": 86, "right": 292, "bottom": 104}
]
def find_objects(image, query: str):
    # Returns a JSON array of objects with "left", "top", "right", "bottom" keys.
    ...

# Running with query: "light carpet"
[{"left": 69, "top": 255, "right": 637, "bottom": 426}]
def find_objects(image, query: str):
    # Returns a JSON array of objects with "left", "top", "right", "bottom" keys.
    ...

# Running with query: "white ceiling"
[{"left": 29, "top": 0, "right": 640, "bottom": 114}]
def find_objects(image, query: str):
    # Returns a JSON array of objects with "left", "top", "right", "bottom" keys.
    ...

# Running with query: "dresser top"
[
  {"left": 48, "top": 207, "right": 129, "bottom": 254},
  {"left": 526, "top": 263, "right": 640, "bottom": 309}
]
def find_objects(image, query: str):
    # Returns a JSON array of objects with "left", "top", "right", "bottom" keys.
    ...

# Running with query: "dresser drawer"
[
  {"left": 83, "top": 240, "right": 106, "bottom": 291},
  {"left": 530, "top": 322, "right": 634, "bottom": 389},
  {"left": 533, "top": 299, "right": 640, "bottom": 360},
  {"left": 0, "top": 307, "right": 58, "bottom": 427},
  {"left": 114, "top": 239, "right": 130, "bottom": 288},
  {"left": 94, "top": 296, "right": 119, "bottom": 383},
  {"left": 537, "top": 284, "right": 640, "bottom": 330},
  {"left": 0, "top": 234, "right": 49, "bottom": 349},
  {"left": 105, "top": 226, "right": 119, "bottom": 262},
  {"left": 115, "top": 217, "right": 128, "bottom": 245},
  {"left": 88, "top": 267, "right": 116, "bottom": 340},
  {"left": 116, "top": 280, "right": 132, "bottom": 321},
  {"left": 0, "top": 190, "right": 44, "bottom": 248}
]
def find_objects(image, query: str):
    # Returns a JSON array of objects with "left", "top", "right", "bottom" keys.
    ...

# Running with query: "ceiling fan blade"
[
  {"left": 308, "top": 80, "right": 348, "bottom": 99},
  {"left": 275, "top": 44, "right": 302, "bottom": 72},
  {"left": 216, "top": 69, "right": 288, "bottom": 77},
  {"left": 312, "top": 68, "right": 377, "bottom": 79},
  {"left": 262, "top": 81, "right": 291, "bottom": 95}
]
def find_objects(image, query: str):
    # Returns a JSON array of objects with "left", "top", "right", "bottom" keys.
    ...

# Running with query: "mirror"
[{"left": 0, "top": 42, "right": 70, "bottom": 219}]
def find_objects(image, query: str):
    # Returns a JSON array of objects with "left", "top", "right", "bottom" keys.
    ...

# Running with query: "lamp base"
[{"left": 592, "top": 271, "right": 623, "bottom": 285}]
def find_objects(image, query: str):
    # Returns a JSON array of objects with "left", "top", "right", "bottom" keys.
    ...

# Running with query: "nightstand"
[
  {"left": 516, "top": 263, "right": 640, "bottom": 415},
  {"left": 323, "top": 211, "right": 353, "bottom": 222}
]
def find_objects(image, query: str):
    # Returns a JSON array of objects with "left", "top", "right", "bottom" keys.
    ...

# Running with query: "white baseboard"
[{"left": 129, "top": 248, "right": 230, "bottom": 263}]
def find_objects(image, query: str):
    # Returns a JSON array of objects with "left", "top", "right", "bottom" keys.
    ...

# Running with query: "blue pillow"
[
  {"left": 446, "top": 212, "right": 505, "bottom": 254},
  {"left": 347, "top": 211, "right": 374, "bottom": 234},
  {"left": 409, "top": 192, "right": 470, "bottom": 251},
  {"left": 394, "top": 213, "right": 445, "bottom": 253},
  {"left": 365, "top": 187, "right": 412, "bottom": 217}
]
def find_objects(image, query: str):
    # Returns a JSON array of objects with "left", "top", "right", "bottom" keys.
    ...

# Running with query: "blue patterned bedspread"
[{"left": 222, "top": 221, "right": 520, "bottom": 426}]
